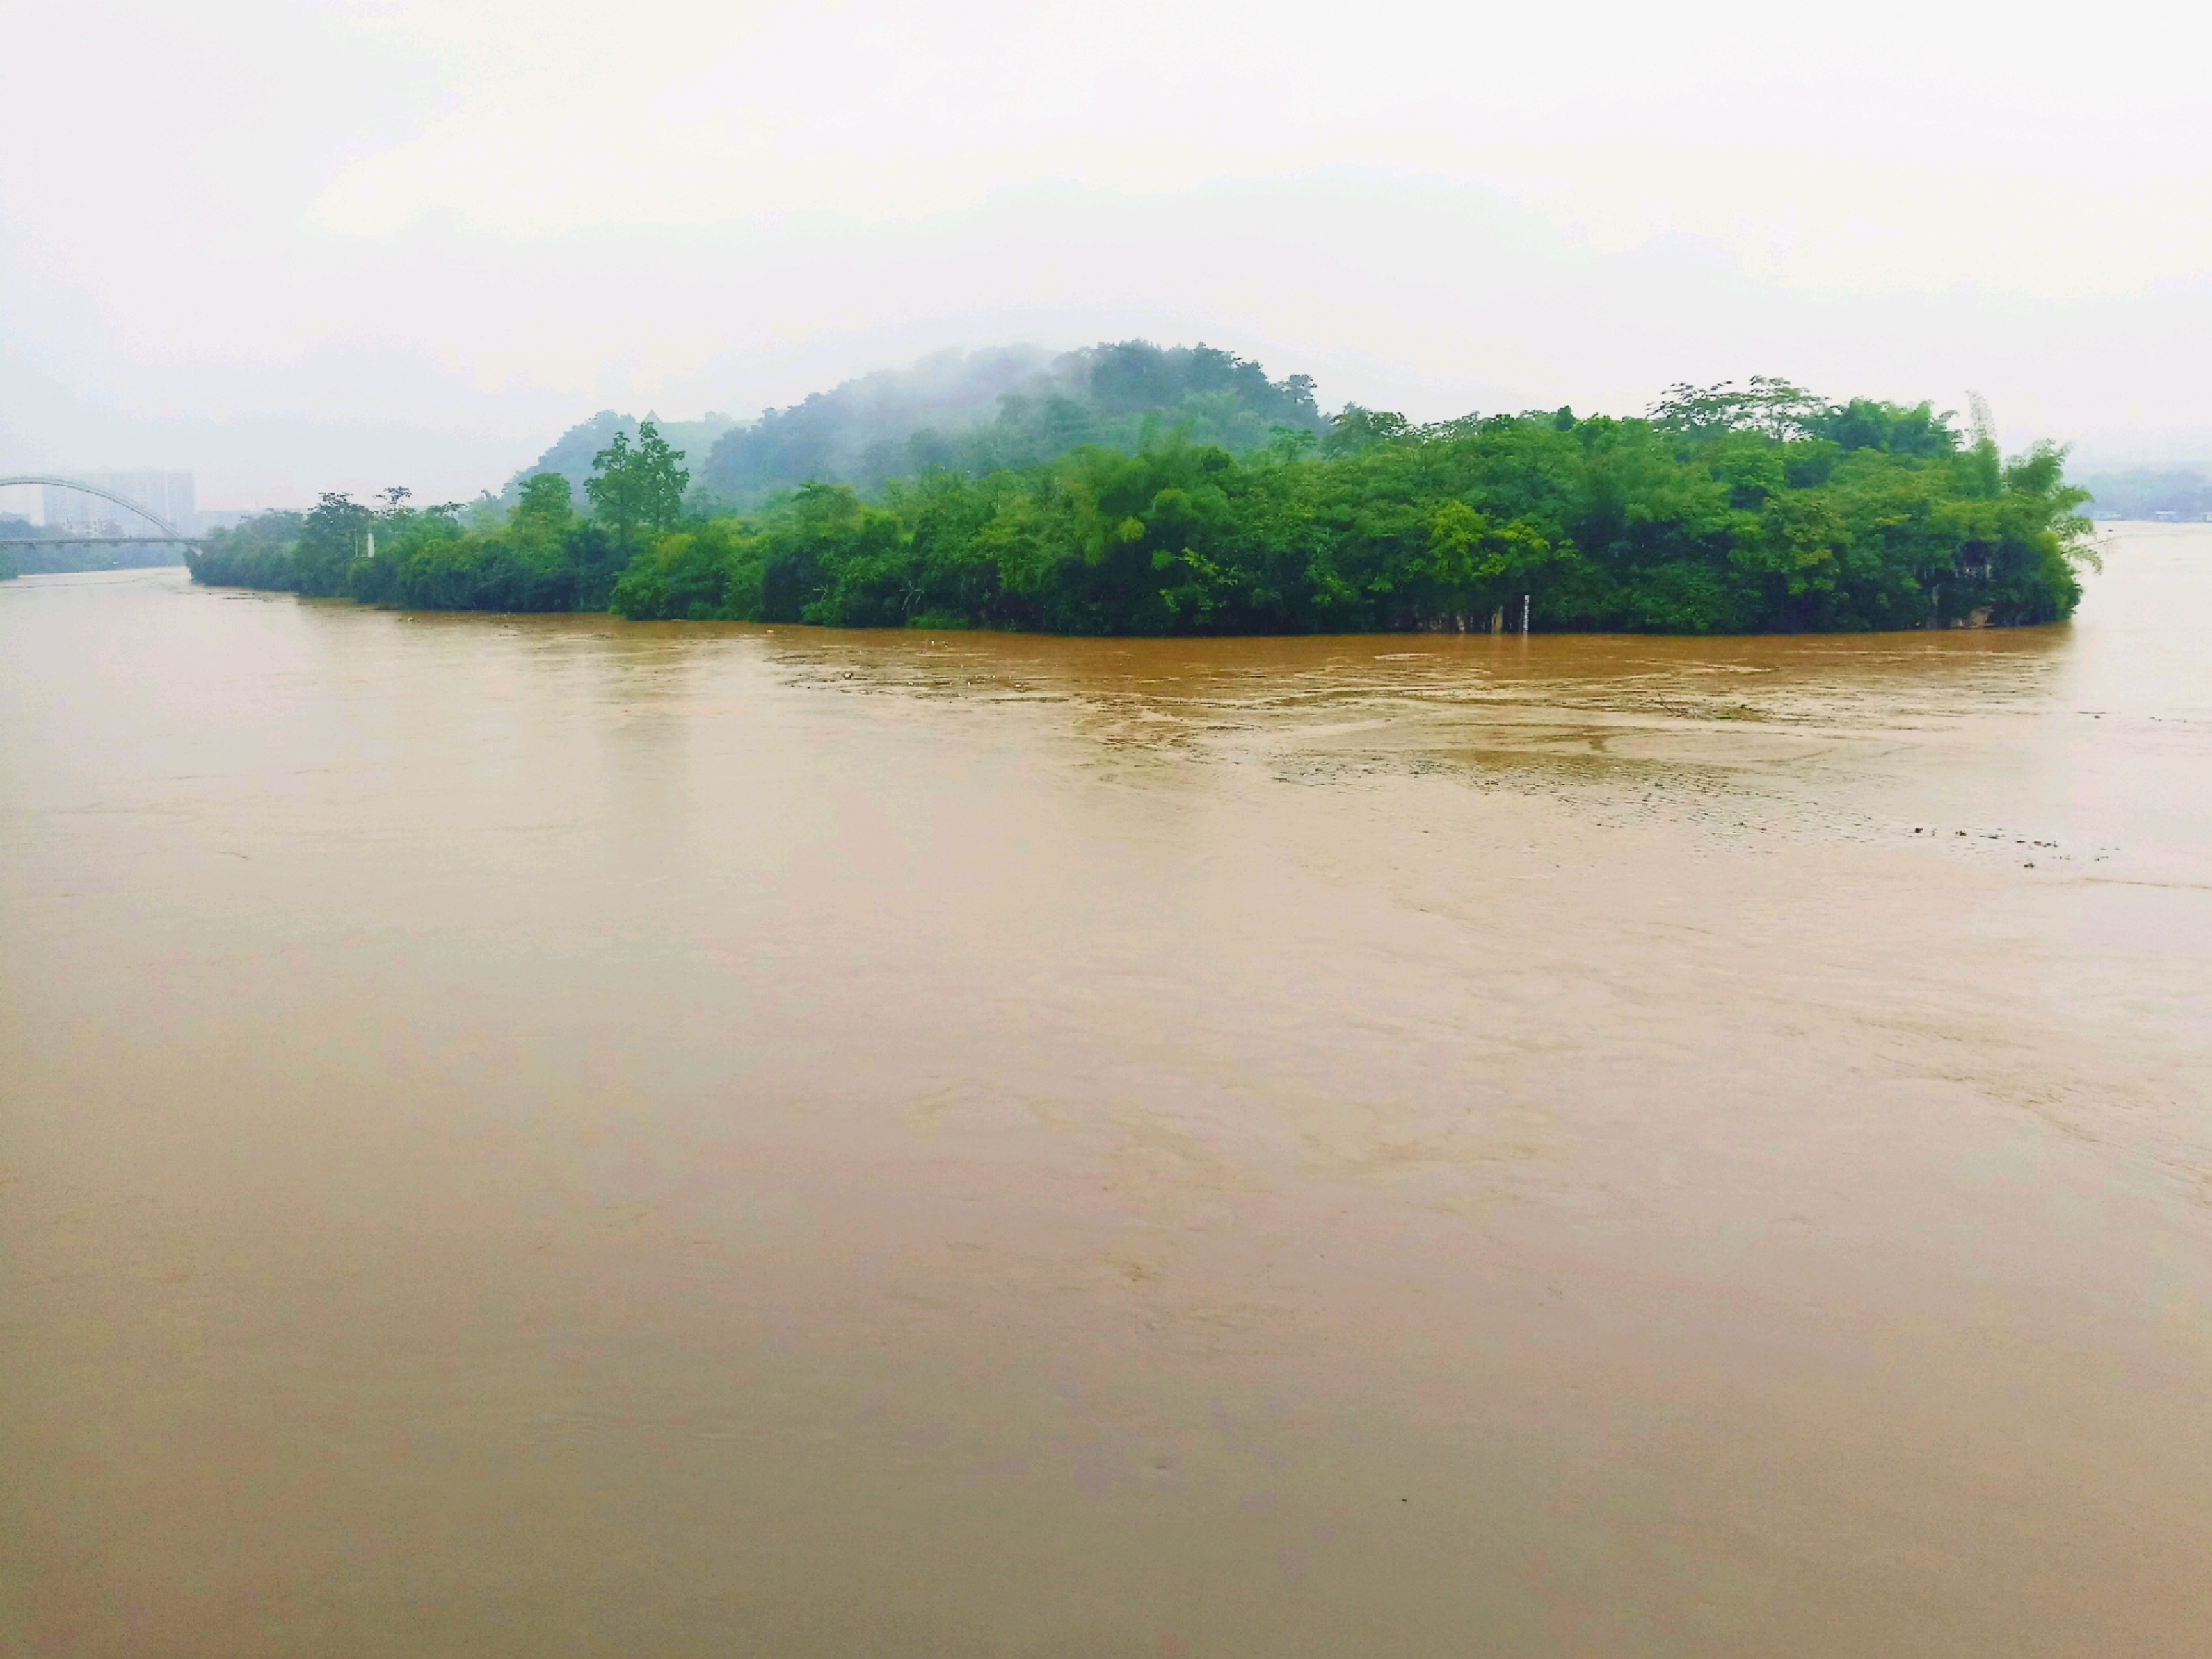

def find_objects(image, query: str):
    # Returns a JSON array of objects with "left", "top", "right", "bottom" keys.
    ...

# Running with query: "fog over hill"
[
  {"left": 506, "top": 341, "right": 1328, "bottom": 508},
  {"left": 497, "top": 412, "right": 741, "bottom": 509}
]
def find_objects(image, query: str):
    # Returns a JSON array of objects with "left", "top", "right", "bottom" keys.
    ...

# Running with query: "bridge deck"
[{"left": 0, "top": 536, "right": 201, "bottom": 546}]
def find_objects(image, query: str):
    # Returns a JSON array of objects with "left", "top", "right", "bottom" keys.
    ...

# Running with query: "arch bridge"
[{"left": 0, "top": 475, "right": 199, "bottom": 544}]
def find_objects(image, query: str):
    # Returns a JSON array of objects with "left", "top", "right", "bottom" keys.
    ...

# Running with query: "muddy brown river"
[{"left": 4, "top": 527, "right": 2208, "bottom": 1656}]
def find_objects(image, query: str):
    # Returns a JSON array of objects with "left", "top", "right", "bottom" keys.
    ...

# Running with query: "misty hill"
[
  {"left": 690, "top": 344, "right": 1054, "bottom": 503},
  {"left": 502, "top": 412, "right": 740, "bottom": 507},
  {"left": 698, "top": 341, "right": 1325, "bottom": 505},
  {"left": 508, "top": 342, "right": 1327, "bottom": 511},
  {"left": 2075, "top": 468, "right": 2212, "bottom": 520}
]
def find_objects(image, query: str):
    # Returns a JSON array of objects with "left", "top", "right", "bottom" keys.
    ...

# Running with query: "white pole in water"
[{"left": 1521, "top": 593, "right": 1530, "bottom": 634}]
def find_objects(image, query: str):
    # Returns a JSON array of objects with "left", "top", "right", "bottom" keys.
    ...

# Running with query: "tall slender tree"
[{"left": 587, "top": 421, "right": 690, "bottom": 555}]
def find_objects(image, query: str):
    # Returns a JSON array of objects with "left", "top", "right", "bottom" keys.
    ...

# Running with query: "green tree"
[
  {"left": 1323, "top": 405, "right": 1411, "bottom": 454},
  {"left": 291, "top": 492, "right": 374, "bottom": 596},
  {"left": 512, "top": 472, "right": 575, "bottom": 550},
  {"left": 1418, "top": 501, "right": 1555, "bottom": 626},
  {"left": 586, "top": 420, "right": 690, "bottom": 554}
]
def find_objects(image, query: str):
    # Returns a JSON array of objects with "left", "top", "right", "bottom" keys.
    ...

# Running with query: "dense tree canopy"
[
  {"left": 189, "top": 479, "right": 624, "bottom": 614},
  {"left": 188, "top": 372, "right": 2095, "bottom": 637},
  {"left": 611, "top": 389, "right": 2090, "bottom": 634}
]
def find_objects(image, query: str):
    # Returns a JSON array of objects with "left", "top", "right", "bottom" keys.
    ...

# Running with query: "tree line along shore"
[{"left": 183, "top": 353, "right": 2095, "bottom": 636}]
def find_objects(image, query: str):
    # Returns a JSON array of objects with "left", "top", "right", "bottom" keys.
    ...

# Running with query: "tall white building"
[{"left": 43, "top": 471, "right": 197, "bottom": 533}]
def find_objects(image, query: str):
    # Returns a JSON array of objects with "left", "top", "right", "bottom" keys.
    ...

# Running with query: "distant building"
[{"left": 42, "top": 471, "right": 197, "bottom": 534}]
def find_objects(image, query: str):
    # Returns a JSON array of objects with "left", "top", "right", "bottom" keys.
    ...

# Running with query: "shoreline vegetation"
[{"left": 184, "top": 344, "right": 2095, "bottom": 635}]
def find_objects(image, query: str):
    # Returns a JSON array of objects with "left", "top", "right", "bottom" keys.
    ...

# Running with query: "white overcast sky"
[{"left": 4, "top": 0, "right": 2208, "bottom": 506}]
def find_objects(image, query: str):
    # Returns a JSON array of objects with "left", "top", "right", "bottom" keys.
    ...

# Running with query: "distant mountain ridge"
[
  {"left": 2075, "top": 467, "right": 2212, "bottom": 520},
  {"left": 506, "top": 341, "right": 1328, "bottom": 509}
]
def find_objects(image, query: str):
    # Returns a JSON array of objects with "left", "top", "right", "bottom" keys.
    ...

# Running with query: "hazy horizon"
[{"left": 7, "top": 0, "right": 2211, "bottom": 510}]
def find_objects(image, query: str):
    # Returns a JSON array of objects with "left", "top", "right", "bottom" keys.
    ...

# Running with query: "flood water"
[{"left": 4, "top": 526, "right": 2208, "bottom": 1656}]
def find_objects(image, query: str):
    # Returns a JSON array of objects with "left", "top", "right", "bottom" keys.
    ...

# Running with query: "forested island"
[{"left": 187, "top": 343, "right": 2094, "bottom": 635}]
